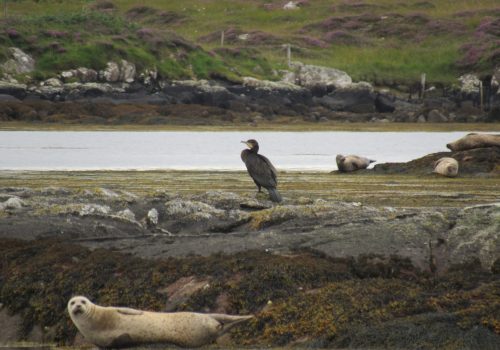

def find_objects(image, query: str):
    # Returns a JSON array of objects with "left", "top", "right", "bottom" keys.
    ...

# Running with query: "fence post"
[
  {"left": 286, "top": 44, "right": 291, "bottom": 67},
  {"left": 220, "top": 31, "right": 224, "bottom": 47},
  {"left": 479, "top": 81, "right": 483, "bottom": 111},
  {"left": 420, "top": 73, "right": 426, "bottom": 100}
]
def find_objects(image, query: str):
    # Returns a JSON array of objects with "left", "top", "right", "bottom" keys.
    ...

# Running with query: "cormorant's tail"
[
  {"left": 267, "top": 188, "right": 282, "bottom": 203},
  {"left": 208, "top": 314, "right": 254, "bottom": 334}
]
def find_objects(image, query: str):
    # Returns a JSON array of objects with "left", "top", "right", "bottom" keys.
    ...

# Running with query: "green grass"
[
  {"left": 302, "top": 42, "right": 461, "bottom": 85},
  {"left": 1, "top": 0, "right": 500, "bottom": 83},
  {"left": 36, "top": 43, "right": 111, "bottom": 72}
]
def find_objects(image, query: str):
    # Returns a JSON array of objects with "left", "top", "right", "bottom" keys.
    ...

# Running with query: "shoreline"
[
  {"left": 1, "top": 169, "right": 498, "bottom": 209},
  {"left": 1, "top": 121, "right": 499, "bottom": 132}
]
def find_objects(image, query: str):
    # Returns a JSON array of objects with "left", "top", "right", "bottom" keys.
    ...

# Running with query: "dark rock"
[
  {"left": 427, "top": 109, "right": 448, "bottom": 122},
  {"left": 334, "top": 313, "right": 500, "bottom": 350},
  {"left": 375, "top": 93, "right": 396, "bottom": 113},
  {"left": 371, "top": 147, "right": 500, "bottom": 175},
  {"left": 320, "top": 83, "right": 375, "bottom": 113},
  {"left": 0, "top": 82, "right": 27, "bottom": 100}
]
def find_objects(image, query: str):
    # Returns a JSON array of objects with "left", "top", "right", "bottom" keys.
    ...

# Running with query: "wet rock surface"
[{"left": 0, "top": 187, "right": 498, "bottom": 272}]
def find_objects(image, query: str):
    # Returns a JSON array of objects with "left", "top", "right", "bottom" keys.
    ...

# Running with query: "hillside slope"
[{"left": 1, "top": 0, "right": 499, "bottom": 86}]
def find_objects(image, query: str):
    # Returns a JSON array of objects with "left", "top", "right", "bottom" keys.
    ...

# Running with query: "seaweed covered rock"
[
  {"left": 0, "top": 237, "right": 498, "bottom": 348},
  {"left": 372, "top": 147, "right": 500, "bottom": 175}
]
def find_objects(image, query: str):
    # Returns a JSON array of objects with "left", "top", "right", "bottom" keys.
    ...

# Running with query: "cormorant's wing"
[
  {"left": 258, "top": 154, "right": 278, "bottom": 183},
  {"left": 245, "top": 153, "right": 278, "bottom": 188}
]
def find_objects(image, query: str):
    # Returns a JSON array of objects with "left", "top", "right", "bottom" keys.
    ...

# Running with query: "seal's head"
[{"left": 68, "top": 296, "right": 92, "bottom": 317}]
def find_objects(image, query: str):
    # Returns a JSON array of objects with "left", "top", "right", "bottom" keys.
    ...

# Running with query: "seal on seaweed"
[
  {"left": 67, "top": 295, "right": 254, "bottom": 348},
  {"left": 336, "top": 154, "right": 375, "bottom": 172},
  {"left": 433, "top": 157, "right": 459, "bottom": 177},
  {"left": 446, "top": 133, "right": 500, "bottom": 151}
]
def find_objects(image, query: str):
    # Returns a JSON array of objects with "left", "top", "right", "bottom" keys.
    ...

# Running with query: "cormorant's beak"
[{"left": 241, "top": 141, "right": 250, "bottom": 148}]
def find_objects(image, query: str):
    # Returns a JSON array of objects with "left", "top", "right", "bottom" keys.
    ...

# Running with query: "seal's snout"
[
  {"left": 73, "top": 305, "right": 83, "bottom": 315},
  {"left": 446, "top": 143, "right": 452, "bottom": 150}
]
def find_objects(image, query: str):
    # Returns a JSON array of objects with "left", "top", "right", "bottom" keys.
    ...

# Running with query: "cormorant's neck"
[{"left": 250, "top": 146, "right": 259, "bottom": 153}]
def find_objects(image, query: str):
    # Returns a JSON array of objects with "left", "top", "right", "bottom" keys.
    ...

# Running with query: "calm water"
[{"left": 0, "top": 131, "right": 469, "bottom": 171}]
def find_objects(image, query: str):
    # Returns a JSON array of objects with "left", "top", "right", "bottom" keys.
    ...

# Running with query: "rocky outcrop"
[
  {"left": 0, "top": 81, "right": 27, "bottom": 99},
  {"left": 282, "top": 62, "right": 352, "bottom": 90},
  {"left": 371, "top": 147, "right": 500, "bottom": 175},
  {"left": 98, "top": 60, "right": 136, "bottom": 83},
  {"left": 315, "top": 81, "right": 375, "bottom": 113},
  {"left": 242, "top": 77, "right": 304, "bottom": 91},
  {"left": 0, "top": 186, "right": 498, "bottom": 272},
  {"left": 119, "top": 59, "right": 136, "bottom": 83},
  {"left": 100, "top": 61, "right": 120, "bottom": 82},
  {"left": 458, "top": 73, "right": 481, "bottom": 95},
  {"left": 0, "top": 47, "right": 35, "bottom": 75}
]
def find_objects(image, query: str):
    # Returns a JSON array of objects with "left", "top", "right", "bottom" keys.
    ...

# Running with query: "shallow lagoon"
[{"left": 0, "top": 131, "right": 471, "bottom": 171}]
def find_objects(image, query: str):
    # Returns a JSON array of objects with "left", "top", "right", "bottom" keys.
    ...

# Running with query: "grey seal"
[
  {"left": 336, "top": 154, "right": 375, "bottom": 172},
  {"left": 433, "top": 157, "right": 459, "bottom": 177}
]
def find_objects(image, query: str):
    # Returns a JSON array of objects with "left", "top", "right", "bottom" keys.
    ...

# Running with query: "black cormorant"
[{"left": 241, "top": 139, "right": 282, "bottom": 203}]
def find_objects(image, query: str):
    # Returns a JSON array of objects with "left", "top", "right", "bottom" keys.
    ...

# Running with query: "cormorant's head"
[{"left": 241, "top": 139, "right": 259, "bottom": 151}]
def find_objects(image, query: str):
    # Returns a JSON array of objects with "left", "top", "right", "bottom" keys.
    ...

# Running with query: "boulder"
[
  {"left": 76, "top": 67, "right": 98, "bottom": 83},
  {"left": 283, "top": 1, "right": 299, "bottom": 10},
  {"left": 100, "top": 61, "right": 121, "bottom": 82},
  {"left": 147, "top": 208, "right": 159, "bottom": 226},
  {"left": 164, "top": 80, "right": 235, "bottom": 108},
  {"left": 0, "top": 81, "right": 27, "bottom": 99},
  {"left": 114, "top": 208, "right": 136, "bottom": 222},
  {"left": 64, "top": 82, "right": 124, "bottom": 99},
  {"left": 427, "top": 109, "right": 448, "bottom": 122},
  {"left": 489, "top": 67, "right": 500, "bottom": 121},
  {"left": 59, "top": 70, "right": 77, "bottom": 83},
  {"left": 0, "top": 47, "right": 35, "bottom": 75},
  {"left": 120, "top": 60, "right": 136, "bottom": 83},
  {"left": 242, "top": 77, "right": 304, "bottom": 91},
  {"left": 374, "top": 93, "right": 396, "bottom": 113},
  {"left": 318, "top": 82, "right": 375, "bottom": 113},
  {"left": 283, "top": 62, "right": 352, "bottom": 90},
  {"left": 458, "top": 73, "right": 481, "bottom": 95},
  {"left": 42, "top": 78, "right": 63, "bottom": 87},
  {"left": 0, "top": 197, "right": 25, "bottom": 210},
  {"left": 491, "top": 67, "right": 500, "bottom": 91}
]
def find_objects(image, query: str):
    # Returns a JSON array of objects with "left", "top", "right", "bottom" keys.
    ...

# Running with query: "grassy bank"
[
  {"left": 1, "top": 0, "right": 499, "bottom": 84},
  {"left": 0, "top": 170, "right": 498, "bottom": 208},
  {"left": 1, "top": 121, "right": 499, "bottom": 132}
]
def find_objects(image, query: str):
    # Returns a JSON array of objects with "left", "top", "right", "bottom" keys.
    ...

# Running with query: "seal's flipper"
[
  {"left": 115, "top": 307, "right": 143, "bottom": 315},
  {"left": 110, "top": 333, "right": 134, "bottom": 348},
  {"left": 207, "top": 314, "right": 254, "bottom": 334}
]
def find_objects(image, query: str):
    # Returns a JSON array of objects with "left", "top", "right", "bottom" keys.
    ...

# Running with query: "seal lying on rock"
[
  {"left": 433, "top": 157, "right": 459, "bottom": 177},
  {"left": 336, "top": 154, "right": 375, "bottom": 172},
  {"left": 446, "top": 133, "right": 500, "bottom": 151},
  {"left": 68, "top": 296, "right": 254, "bottom": 348}
]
